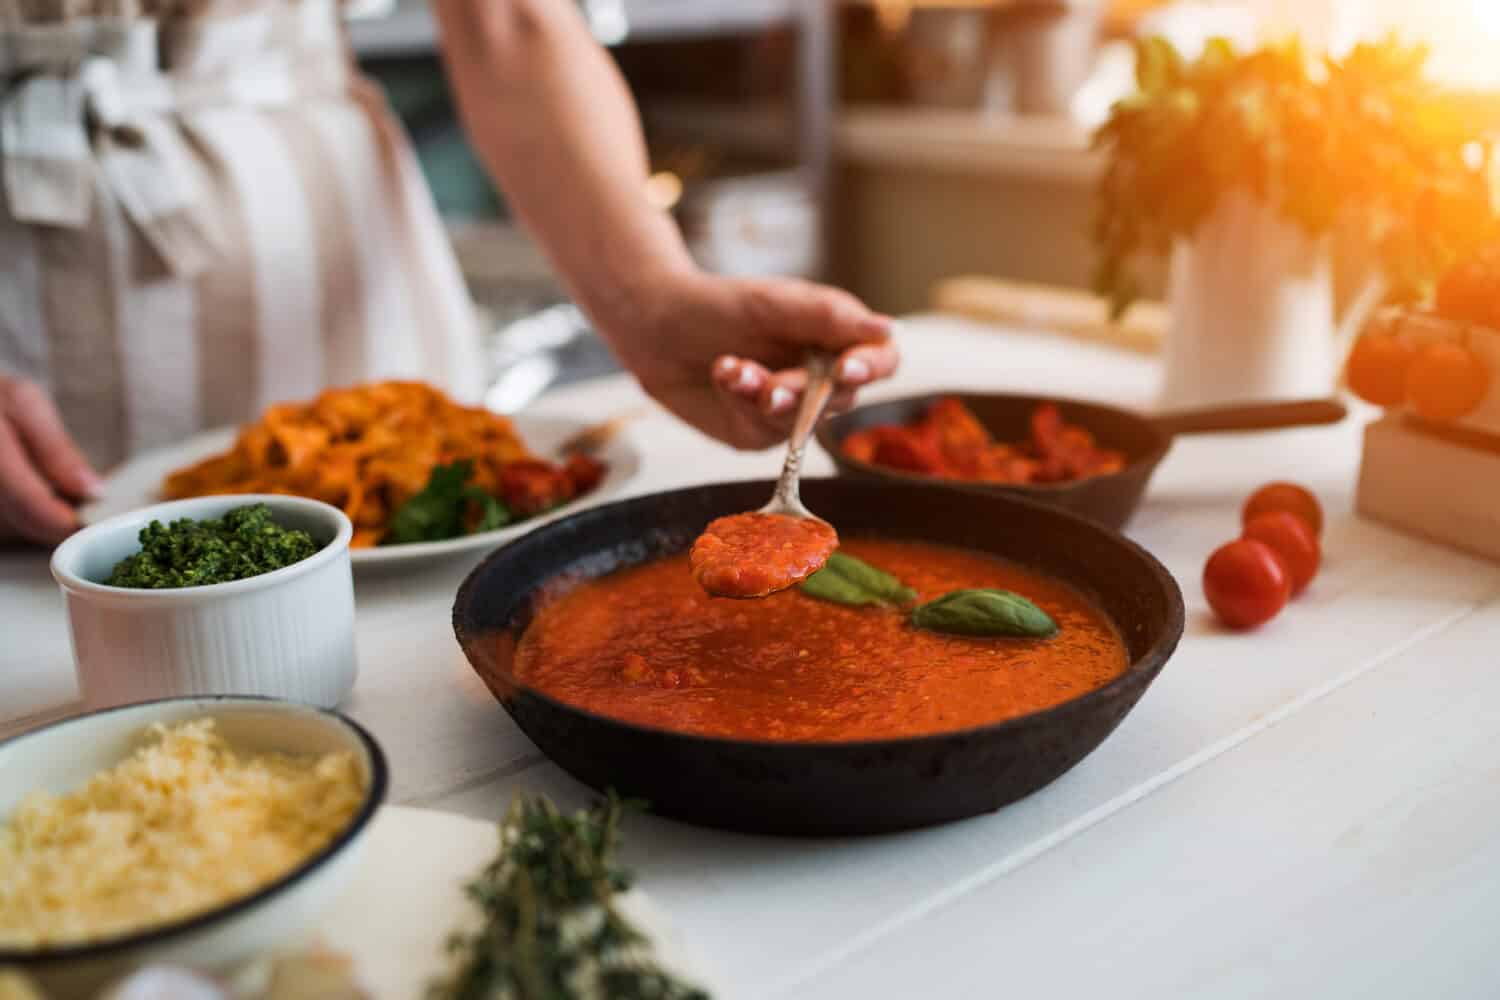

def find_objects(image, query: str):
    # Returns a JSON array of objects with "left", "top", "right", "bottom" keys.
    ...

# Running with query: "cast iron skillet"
[
  {"left": 817, "top": 393, "right": 1347, "bottom": 530},
  {"left": 452, "top": 478, "right": 1184, "bottom": 837}
]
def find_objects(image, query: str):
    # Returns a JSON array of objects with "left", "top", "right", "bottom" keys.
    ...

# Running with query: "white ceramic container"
[
  {"left": 51, "top": 495, "right": 357, "bottom": 711},
  {"left": 1161, "top": 190, "right": 1383, "bottom": 410},
  {"left": 995, "top": 0, "right": 1103, "bottom": 116},
  {"left": 0, "top": 696, "right": 387, "bottom": 995}
]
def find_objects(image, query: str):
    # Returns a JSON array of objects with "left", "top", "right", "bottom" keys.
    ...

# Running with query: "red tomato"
[
  {"left": 1345, "top": 332, "right": 1414, "bottom": 408},
  {"left": 1243, "top": 482, "right": 1323, "bottom": 538},
  {"left": 1243, "top": 512, "right": 1321, "bottom": 596},
  {"left": 1435, "top": 244, "right": 1500, "bottom": 329},
  {"left": 1406, "top": 342, "right": 1490, "bottom": 424},
  {"left": 1203, "top": 539, "right": 1291, "bottom": 630}
]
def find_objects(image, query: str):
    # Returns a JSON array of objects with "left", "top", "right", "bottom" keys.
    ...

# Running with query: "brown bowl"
[{"left": 818, "top": 392, "right": 1347, "bottom": 529}]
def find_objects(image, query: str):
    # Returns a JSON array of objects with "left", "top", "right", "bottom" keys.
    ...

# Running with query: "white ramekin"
[
  {"left": 0, "top": 696, "right": 388, "bottom": 995},
  {"left": 50, "top": 495, "right": 357, "bottom": 710}
]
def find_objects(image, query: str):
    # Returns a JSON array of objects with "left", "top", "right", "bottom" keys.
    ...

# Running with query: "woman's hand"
[
  {"left": 0, "top": 376, "right": 100, "bottom": 545},
  {"left": 605, "top": 270, "right": 900, "bottom": 450},
  {"left": 433, "top": 0, "right": 897, "bottom": 447}
]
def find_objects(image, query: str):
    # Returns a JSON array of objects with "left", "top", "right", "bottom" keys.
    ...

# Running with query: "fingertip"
[
  {"left": 735, "top": 363, "right": 768, "bottom": 398},
  {"left": 65, "top": 465, "right": 103, "bottom": 502},
  {"left": 836, "top": 342, "right": 899, "bottom": 386},
  {"left": 860, "top": 314, "right": 895, "bottom": 340},
  {"left": 836, "top": 356, "right": 872, "bottom": 386},
  {"left": 765, "top": 385, "right": 796, "bottom": 416},
  {"left": 712, "top": 357, "right": 767, "bottom": 399}
]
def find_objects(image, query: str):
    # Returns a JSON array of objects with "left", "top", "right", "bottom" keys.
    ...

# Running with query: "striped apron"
[{"left": 0, "top": 0, "right": 484, "bottom": 471}]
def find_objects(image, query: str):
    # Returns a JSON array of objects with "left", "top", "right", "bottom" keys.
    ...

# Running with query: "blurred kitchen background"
[{"left": 344, "top": 0, "right": 1500, "bottom": 407}]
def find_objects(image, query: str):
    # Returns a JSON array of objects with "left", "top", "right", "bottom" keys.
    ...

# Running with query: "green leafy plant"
[
  {"left": 428, "top": 793, "right": 709, "bottom": 1000},
  {"left": 1093, "top": 35, "right": 1495, "bottom": 317},
  {"left": 385, "top": 460, "right": 511, "bottom": 545}
]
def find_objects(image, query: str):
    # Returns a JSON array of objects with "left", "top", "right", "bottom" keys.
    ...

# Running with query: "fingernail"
[
  {"left": 736, "top": 366, "right": 761, "bottom": 392},
  {"left": 80, "top": 470, "right": 104, "bottom": 500},
  {"left": 863, "top": 314, "right": 895, "bottom": 337},
  {"left": 715, "top": 356, "right": 739, "bottom": 378},
  {"left": 767, "top": 386, "right": 795, "bottom": 414},
  {"left": 839, "top": 357, "right": 871, "bottom": 383}
]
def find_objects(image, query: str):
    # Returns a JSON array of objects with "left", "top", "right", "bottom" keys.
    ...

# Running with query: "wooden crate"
[{"left": 1356, "top": 414, "right": 1500, "bottom": 563}]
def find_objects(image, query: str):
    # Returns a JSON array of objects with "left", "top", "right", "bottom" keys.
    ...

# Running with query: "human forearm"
[
  {"left": 433, "top": 0, "right": 898, "bottom": 450},
  {"left": 432, "top": 0, "right": 693, "bottom": 346}
]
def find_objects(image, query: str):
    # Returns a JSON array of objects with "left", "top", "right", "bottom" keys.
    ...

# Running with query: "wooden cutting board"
[{"left": 930, "top": 276, "right": 1166, "bottom": 355}]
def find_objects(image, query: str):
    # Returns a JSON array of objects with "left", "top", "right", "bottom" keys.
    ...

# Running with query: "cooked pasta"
[{"left": 162, "top": 382, "right": 605, "bottom": 547}]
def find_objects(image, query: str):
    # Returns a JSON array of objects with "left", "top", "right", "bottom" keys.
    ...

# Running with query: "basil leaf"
[
  {"left": 386, "top": 461, "right": 473, "bottom": 545},
  {"left": 464, "top": 486, "right": 512, "bottom": 533},
  {"left": 799, "top": 551, "right": 917, "bottom": 608},
  {"left": 387, "top": 461, "right": 511, "bottom": 544},
  {"left": 911, "top": 589, "right": 1058, "bottom": 639}
]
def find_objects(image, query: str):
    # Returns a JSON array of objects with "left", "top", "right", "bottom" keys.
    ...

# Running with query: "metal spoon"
[
  {"left": 759, "top": 353, "right": 837, "bottom": 524},
  {"left": 690, "top": 354, "right": 839, "bottom": 599}
]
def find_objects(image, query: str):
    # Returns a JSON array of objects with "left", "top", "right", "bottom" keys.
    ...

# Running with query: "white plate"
[
  {"left": 83, "top": 416, "right": 640, "bottom": 567},
  {"left": 325, "top": 806, "right": 716, "bottom": 996}
]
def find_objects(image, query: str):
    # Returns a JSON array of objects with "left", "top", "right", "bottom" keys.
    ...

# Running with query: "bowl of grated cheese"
[{"left": 0, "top": 696, "right": 387, "bottom": 995}]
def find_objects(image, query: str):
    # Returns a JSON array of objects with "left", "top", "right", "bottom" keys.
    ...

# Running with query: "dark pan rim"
[
  {"left": 0, "top": 695, "right": 389, "bottom": 967},
  {"left": 452, "top": 478, "right": 1186, "bottom": 754},
  {"left": 814, "top": 391, "right": 1174, "bottom": 496}
]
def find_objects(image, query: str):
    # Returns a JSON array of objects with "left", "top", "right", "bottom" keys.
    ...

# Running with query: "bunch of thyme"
[{"left": 428, "top": 793, "right": 710, "bottom": 1000}]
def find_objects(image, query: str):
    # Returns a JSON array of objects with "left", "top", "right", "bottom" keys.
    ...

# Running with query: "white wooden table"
[{"left": 5, "top": 317, "right": 1499, "bottom": 999}]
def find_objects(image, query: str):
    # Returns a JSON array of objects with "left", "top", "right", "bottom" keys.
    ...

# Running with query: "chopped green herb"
[
  {"left": 104, "top": 503, "right": 321, "bottom": 589},
  {"left": 429, "top": 793, "right": 709, "bottom": 1000},
  {"left": 385, "top": 461, "right": 512, "bottom": 546}
]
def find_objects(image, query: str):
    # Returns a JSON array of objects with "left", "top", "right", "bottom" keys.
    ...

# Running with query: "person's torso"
[{"left": 0, "top": 0, "right": 484, "bottom": 470}]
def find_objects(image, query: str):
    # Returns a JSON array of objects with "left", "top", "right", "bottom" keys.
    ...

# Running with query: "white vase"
[{"left": 1161, "top": 190, "right": 1376, "bottom": 410}]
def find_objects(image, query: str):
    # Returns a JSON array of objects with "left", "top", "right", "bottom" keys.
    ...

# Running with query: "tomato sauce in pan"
[{"left": 513, "top": 539, "right": 1129, "bottom": 742}]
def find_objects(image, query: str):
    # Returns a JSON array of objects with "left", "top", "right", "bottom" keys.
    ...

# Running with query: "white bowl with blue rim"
[{"left": 0, "top": 695, "right": 388, "bottom": 995}]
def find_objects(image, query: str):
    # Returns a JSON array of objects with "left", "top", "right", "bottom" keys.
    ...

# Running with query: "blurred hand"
[
  {"left": 607, "top": 271, "right": 900, "bottom": 450},
  {"left": 0, "top": 375, "right": 100, "bottom": 545}
]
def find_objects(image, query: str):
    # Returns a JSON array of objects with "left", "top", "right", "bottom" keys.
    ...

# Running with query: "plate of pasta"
[{"left": 83, "top": 382, "right": 641, "bottom": 566}]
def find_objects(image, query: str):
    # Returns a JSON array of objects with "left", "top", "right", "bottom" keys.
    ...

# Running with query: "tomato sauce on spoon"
[
  {"left": 691, "top": 512, "right": 838, "bottom": 599},
  {"left": 691, "top": 354, "right": 841, "bottom": 599}
]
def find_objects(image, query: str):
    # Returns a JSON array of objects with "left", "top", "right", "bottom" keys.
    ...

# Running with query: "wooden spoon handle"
[{"left": 1150, "top": 398, "right": 1348, "bottom": 438}]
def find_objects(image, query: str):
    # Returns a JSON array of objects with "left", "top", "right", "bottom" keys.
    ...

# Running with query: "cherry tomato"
[
  {"left": 1345, "top": 332, "right": 1413, "bottom": 407},
  {"left": 1203, "top": 539, "right": 1291, "bottom": 630},
  {"left": 1243, "top": 482, "right": 1323, "bottom": 538},
  {"left": 1406, "top": 341, "right": 1490, "bottom": 423},
  {"left": 1243, "top": 511, "right": 1320, "bottom": 596},
  {"left": 1435, "top": 245, "right": 1500, "bottom": 329}
]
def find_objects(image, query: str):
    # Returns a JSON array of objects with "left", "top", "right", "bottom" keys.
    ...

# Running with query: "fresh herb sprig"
[
  {"left": 385, "top": 461, "right": 511, "bottom": 546},
  {"left": 428, "top": 793, "right": 710, "bottom": 1000},
  {"left": 1093, "top": 35, "right": 1494, "bottom": 317}
]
